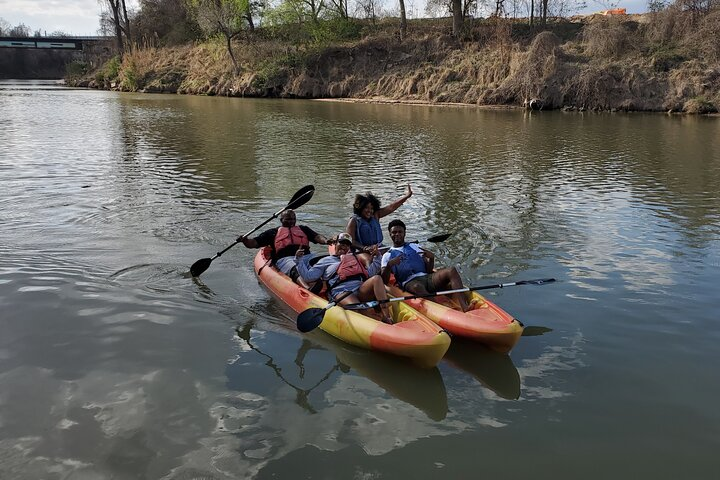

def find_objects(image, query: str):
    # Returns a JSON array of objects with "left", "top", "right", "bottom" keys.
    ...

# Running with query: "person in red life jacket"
[
  {"left": 240, "top": 209, "right": 328, "bottom": 282},
  {"left": 381, "top": 219, "right": 471, "bottom": 312},
  {"left": 295, "top": 232, "right": 394, "bottom": 324}
]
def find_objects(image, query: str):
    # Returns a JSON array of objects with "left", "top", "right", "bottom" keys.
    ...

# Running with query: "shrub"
[
  {"left": 65, "top": 61, "right": 87, "bottom": 79},
  {"left": 308, "top": 18, "right": 364, "bottom": 46},
  {"left": 582, "top": 17, "right": 638, "bottom": 59},
  {"left": 684, "top": 96, "right": 717, "bottom": 113}
]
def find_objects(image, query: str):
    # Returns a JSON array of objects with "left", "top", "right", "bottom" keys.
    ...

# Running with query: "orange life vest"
[
  {"left": 332, "top": 254, "right": 369, "bottom": 286},
  {"left": 274, "top": 226, "right": 309, "bottom": 252}
]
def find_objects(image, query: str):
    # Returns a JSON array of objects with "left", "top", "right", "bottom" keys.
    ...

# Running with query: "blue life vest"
[
  {"left": 354, "top": 214, "right": 383, "bottom": 246},
  {"left": 387, "top": 244, "right": 426, "bottom": 285}
]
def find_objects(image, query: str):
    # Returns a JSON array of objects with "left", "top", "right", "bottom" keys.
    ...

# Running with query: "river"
[{"left": 1, "top": 79, "right": 719, "bottom": 479}]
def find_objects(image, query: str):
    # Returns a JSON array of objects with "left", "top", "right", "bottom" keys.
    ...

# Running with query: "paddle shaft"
[
  {"left": 191, "top": 185, "right": 314, "bottom": 277},
  {"left": 213, "top": 187, "right": 315, "bottom": 260},
  {"left": 210, "top": 211, "right": 281, "bottom": 261},
  {"left": 377, "top": 234, "right": 451, "bottom": 253},
  {"left": 345, "top": 278, "right": 556, "bottom": 308}
]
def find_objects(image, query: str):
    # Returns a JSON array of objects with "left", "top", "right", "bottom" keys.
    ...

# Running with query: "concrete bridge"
[
  {"left": 0, "top": 36, "right": 113, "bottom": 51},
  {"left": 0, "top": 36, "right": 115, "bottom": 79}
]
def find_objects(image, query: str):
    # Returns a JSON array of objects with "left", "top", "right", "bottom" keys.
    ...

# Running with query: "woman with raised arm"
[{"left": 345, "top": 184, "right": 412, "bottom": 264}]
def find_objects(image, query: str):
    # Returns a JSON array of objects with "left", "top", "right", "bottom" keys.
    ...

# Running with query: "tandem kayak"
[
  {"left": 254, "top": 248, "right": 451, "bottom": 368},
  {"left": 386, "top": 283, "right": 523, "bottom": 353}
]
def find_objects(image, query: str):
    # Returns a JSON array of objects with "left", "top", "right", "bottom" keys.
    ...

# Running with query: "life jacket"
[
  {"left": 274, "top": 226, "right": 309, "bottom": 254},
  {"left": 387, "top": 244, "right": 426, "bottom": 286},
  {"left": 354, "top": 214, "right": 383, "bottom": 246},
  {"left": 329, "top": 254, "right": 368, "bottom": 288}
]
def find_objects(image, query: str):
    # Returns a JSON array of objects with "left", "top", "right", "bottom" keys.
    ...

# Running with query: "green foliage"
[
  {"left": 133, "top": 0, "right": 202, "bottom": 45},
  {"left": 308, "top": 17, "right": 363, "bottom": 45},
  {"left": 95, "top": 56, "right": 122, "bottom": 84},
  {"left": 65, "top": 61, "right": 88, "bottom": 79},
  {"left": 188, "top": 0, "right": 249, "bottom": 37},
  {"left": 262, "top": 0, "right": 304, "bottom": 28},
  {"left": 684, "top": 96, "right": 717, "bottom": 113},
  {"left": 106, "top": 56, "right": 122, "bottom": 79},
  {"left": 648, "top": 45, "right": 686, "bottom": 71},
  {"left": 120, "top": 59, "right": 139, "bottom": 91},
  {"left": 252, "top": 51, "right": 307, "bottom": 89}
]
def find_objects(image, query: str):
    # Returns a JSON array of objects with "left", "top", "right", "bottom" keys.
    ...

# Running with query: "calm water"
[{"left": 1, "top": 79, "right": 719, "bottom": 479}]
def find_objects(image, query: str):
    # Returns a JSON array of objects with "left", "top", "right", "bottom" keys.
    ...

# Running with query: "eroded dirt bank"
[{"left": 70, "top": 15, "right": 720, "bottom": 113}]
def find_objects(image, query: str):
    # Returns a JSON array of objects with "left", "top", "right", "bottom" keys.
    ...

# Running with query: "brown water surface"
[{"left": 1, "top": 80, "right": 719, "bottom": 479}]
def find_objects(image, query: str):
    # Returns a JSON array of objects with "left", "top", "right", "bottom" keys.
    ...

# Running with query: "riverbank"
[{"left": 68, "top": 13, "right": 720, "bottom": 113}]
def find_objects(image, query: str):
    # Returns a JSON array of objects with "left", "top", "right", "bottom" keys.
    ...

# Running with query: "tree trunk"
[
  {"left": 110, "top": 1, "right": 124, "bottom": 54},
  {"left": 399, "top": 0, "right": 407, "bottom": 40},
  {"left": 120, "top": 0, "right": 131, "bottom": 47},
  {"left": 224, "top": 32, "right": 239, "bottom": 73},
  {"left": 452, "top": 0, "right": 463, "bottom": 38},
  {"left": 530, "top": 0, "right": 534, "bottom": 26},
  {"left": 245, "top": 12, "right": 255, "bottom": 31}
]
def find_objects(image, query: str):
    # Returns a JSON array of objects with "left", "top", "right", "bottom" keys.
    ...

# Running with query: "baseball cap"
[{"left": 336, "top": 232, "right": 352, "bottom": 245}]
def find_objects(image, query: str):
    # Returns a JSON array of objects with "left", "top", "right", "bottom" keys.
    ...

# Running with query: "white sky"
[
  {"left": 0, "top": 0, "right": 140, "bottom": 36},
  {"left": 1, "top": 0, "right": 648, "bottom": 37}
]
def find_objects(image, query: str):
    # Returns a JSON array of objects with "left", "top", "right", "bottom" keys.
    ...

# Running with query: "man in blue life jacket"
[
  {"left": 380, "top": 219, "right": 471, "bottom": 312},
  {"left": 240, "top": 209, "right": 328, "bottom": 281}
]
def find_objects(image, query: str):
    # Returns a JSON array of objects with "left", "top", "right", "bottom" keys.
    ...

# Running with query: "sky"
[
  {"left": 0, "top": 0, "right": 139, "bottom": 36},
  {"left": 1, "top": 0, "right": 648, "bottom": 37}
]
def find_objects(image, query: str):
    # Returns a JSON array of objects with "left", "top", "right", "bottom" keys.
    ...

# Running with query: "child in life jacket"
[{"left": 296, "top": 232, "right": 394, "bottom": 324}]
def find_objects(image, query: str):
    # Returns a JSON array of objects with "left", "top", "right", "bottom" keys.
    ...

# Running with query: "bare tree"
[
  {"left": 452, "top": 0, "right": 463, "bottom": 37},
  {"left": 101, "top": 0, "right": 132, "bottom": 53},
  {"left": 0, "top": 17, "right": 11, "bottom": 36},
  {"left": 425, "top": 0, "right": 477, "bottom": 19},
  {"left": 399, "top": 0, "right": 408, "bottom": 39},
  {"left": 188, "top": 0, "right": 251, "bottom": 72},
  {"left": 328, "top": 0, "right": 350, "bottom": 18},
  {"left": 354, "top": 0, "right": 382, "bottom": 24},
  {"left": 6, "top": 22, "right": 31, "bottom": 37}
]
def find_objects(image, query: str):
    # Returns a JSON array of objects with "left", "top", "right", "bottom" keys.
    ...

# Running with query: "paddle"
[
  {"left": 190, "top": 185, "right": 315, "bottom": 277},
  {"left": 377, "top": 233, "right": 451, "bottom": 252},
  {"left": 296, "top": 289, "right": 358, "bottom": 333},
  {"left": 342, "top": 278, "right": 556, "bottom": 309}
]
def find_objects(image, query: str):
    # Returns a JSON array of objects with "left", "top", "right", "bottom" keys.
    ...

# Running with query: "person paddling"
[
  {"left": 381, "top": 219, "right": 471, "bottom": 312},
  {"left": 296, "top": 232, "right": 394, "bottom": 324},
  {"left": 345, "top": 185, "right": 413, "bottom": 264},
  {"left": 240, "top": 208, "right": 327, "bottom": 282}
]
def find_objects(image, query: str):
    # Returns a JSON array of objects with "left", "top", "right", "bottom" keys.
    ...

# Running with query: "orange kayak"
[
  {"left": 254, "top": 248, "right": 451, "bottom": 368},
  {"left": 387, "top": 283, "right": 523, "bottom": 353}
]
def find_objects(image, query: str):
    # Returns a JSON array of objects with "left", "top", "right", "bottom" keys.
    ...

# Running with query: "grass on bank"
[{"left": 72, "top": 8, "right": 720, "bottom": 113}]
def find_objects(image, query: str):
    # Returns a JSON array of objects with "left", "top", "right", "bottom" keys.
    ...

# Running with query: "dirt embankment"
[{"left": 70, "top": 14, "right": 720, "bottom": 113}]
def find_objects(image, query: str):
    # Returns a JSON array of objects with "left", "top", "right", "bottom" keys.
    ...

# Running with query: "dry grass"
[
  {"left": 77, "top": 5, "right": 720, "bottom": 113},
  {"left": 582, "top": 17, "right": 638, "bottom": 59}
]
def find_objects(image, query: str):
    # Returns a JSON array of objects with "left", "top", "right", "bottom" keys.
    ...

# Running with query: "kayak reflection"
[
  {"left": 233, "top": 321, "right": 448, "bottom": 421},
  {"left": 443, "top": 339, "right": 521, "bottom": 400},
  {"left": 304, "top": 329, "right": 448, "bottom": 421}
]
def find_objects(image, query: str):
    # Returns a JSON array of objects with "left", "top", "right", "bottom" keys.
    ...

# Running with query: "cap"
[{"left": 336, "top": 232, "right": 352, "bottom": 245}]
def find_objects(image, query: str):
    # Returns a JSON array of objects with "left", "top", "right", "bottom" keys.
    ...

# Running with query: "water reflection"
[
  {"left": 2, "top": 82, "right": 720, "bottom": 479},
  {"left": 230, "top": 321, "right": 448, "bottom": 421},
  {"left": 521, "top": 326, "right": 554, "bottom": 337},
  {"left": 233, "top": 323, "right": 341, "bottom": 415},
  {"left": 443, "top": 340, "right": 521, "bottom": 400}
]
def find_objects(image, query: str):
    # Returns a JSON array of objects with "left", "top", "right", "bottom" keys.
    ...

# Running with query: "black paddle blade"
[
  {"left": 286, "top": 185, "right": 315, "bottom": 210},
  {"left": 517, "top": 278, "right": 556, "bottom": 286},
  {"left": 190, "top": 257, "right": 212, "bottom": 277},
  {"left": 297, "top": 307, "right": 326, "bottom": 333},
  {"left": 427, "top": 233, "right": 452, "bottom": 243}
]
